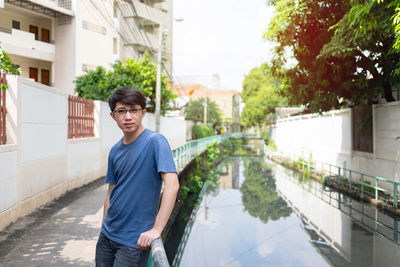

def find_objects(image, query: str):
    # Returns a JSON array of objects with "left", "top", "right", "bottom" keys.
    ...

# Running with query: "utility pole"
[
  {"left": 203, "top": 94, "right": 207, "bottom": 124},
  {"left": 155, "top": 26, "right": 165, "bottom": 133},
  {"left": 155, "top": 18, "right": 183, "bottom": 132}
]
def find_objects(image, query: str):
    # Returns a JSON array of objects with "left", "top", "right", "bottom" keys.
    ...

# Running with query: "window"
[
  {"left": 41, "top": 69, "right": 50, "bottom": 86},
  {"left": 29, "top": 25, "right": 39, "bottom": 40},
  {"left": 12, "top": 20, "right": 20, "bottom": 30},
  {"left": 41, "top": 28, "right": 50, "bottom": 43},
  {"left": 138, "top": 51, "right": 144, "bottom": 58},
  {"left": 29, "top": 67, "right": 38, "bottom": 82}
]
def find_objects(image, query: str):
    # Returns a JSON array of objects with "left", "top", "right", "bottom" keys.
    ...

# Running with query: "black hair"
[{"left": 108, "top": 86, "right": 146, "bottom": 111}]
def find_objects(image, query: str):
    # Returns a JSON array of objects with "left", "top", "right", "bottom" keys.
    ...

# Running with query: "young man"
[{"left": 95, "top": 87, "right": 179, "bottom": 267}]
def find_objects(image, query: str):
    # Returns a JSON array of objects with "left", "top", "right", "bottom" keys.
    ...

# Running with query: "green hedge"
[{"left": 192, "top": 123, "right": 214, "bottom": 139}]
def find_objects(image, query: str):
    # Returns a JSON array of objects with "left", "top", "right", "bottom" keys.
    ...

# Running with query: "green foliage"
[
  {"left": 179, "top": 143, "right": 223, "bottom": 219},
  {"left": 220, "top": 139, "right": 233, "bottom": 156},
  {"left": 206, "top": 142, "right": 220, "bottom": 163},
  {"left": 241, "top": 63, "right": 286, "bottom": 128},
  {"left": 180, "top": 172, "right": 204, "bottom": 203},
  {"left": 205, "top": 167, "right": 221, "bottom": 193},
  {"left": 265, "top": 0, "right": 400, "bottom": 112},
  {"left": 231, "top": 138, "right": 243, "bottom": 155},
  {"left": 191, "top": 123, "right": 215, "bottom": 140},
  {"left": 319, "top": 0, "right": 400, "bottom": 104},
  {"left": 0, "top": 43, "right": 20, "bottom": 90},
  {"left": 74, "top": 51, "right": 176, "bottom": 113},
  {"left": 240, "top": 160, "right": 292, "bottom": 223},
  {"left": 184, "top": 97, "right": 222, "bottom": 123},
  {"left": 265, "top": 0, "right": 355, "bottom": 112}
]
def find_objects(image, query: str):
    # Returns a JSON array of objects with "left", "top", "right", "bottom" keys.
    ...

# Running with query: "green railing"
[
  {"left": 172, "top": 132, "right": 253, "bottom": 170},
  {"left": 265, "top": 146, "right": 400, "bottom": 208},
  {"left": 274, "top": 164, "right": 400, "bottom": 245}
]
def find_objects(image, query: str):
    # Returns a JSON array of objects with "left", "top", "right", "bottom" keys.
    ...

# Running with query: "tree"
[
  {"left": 265, "top": 0, "right": 400, "bottom": 112},
  {"left": 240, "top": 63, "right": 286, "bottom": 128},
  {"left": 320, "top": 0, "right": 400, "bottom": 103},
  {"left": 0, "top": 42, "right": 20, "bottom": 90},
  {"left": 184, "top": 97, "right": 222, "bottom": 124},
  {"left": 265, "top": 0, "right": 354, "bottom": 112},
  {"left": 75, "top": 51, "right": 176, "bottom": 113},
  {"left": 240, "top": 160, "right": 292, "bottom": 223}
]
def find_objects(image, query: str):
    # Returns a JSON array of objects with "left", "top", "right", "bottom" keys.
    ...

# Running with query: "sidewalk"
[{"left": 0, "top": 178, "right": 107, "bottom": 266}]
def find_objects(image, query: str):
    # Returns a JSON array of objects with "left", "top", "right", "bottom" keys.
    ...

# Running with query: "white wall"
[
  {"left": 0, "top": 76, "right": 188, "bottom": 231},
  {"left": 142, "top": 113, "right": 187, "bottom": 149},
  {"left": 272, "top": 104, "right": 400, "bottom": 187},
  {"left": 273, "top": 109, "right": 352, "bottom": 165},
  {"left": 273, "top": 164, "right": 352, "bottom": 261}
]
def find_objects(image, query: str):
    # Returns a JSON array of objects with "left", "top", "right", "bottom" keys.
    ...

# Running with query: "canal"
[{"left": 171, "top": 156, "right": 400, "bottom": 267}]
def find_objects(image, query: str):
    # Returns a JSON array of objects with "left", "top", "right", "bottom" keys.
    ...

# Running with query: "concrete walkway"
[{"left": 0, "top": 178, "right": 107, "bottom": 266}]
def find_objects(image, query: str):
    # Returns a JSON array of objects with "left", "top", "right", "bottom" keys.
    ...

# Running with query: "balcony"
[
  {"left": 124, "top": 31, "right": 157, "bottom": 51},
  {"left": 0, "top": 28, "right": 55, "bottom": 62},
  {"left": 5, "top": 0, "right": 73, "bottom": 17},
  {"left": 120, "top": 0, "right": 168, "bottom": 26}
]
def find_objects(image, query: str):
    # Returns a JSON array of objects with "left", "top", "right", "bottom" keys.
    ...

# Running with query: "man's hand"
[{"left": 137, "top": 228, "right": 161, "bottom": 250}]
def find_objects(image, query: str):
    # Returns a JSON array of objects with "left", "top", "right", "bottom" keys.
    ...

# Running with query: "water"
[{"left": 173, "top": 156, "right": 400, "bottom": 267}]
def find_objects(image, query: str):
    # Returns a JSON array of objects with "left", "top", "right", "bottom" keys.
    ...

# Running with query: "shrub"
[{"left": 192, "top": 123, "right": 214, "bottom": 139}]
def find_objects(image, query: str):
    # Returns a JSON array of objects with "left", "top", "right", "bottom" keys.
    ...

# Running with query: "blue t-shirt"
[{"left": 101, "top": 129, "right": 177, "bottom": 248}]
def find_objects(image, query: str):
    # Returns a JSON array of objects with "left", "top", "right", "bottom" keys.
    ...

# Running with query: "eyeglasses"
[{"left": 114, "top": 108, "right": 143, "bottom": 117}]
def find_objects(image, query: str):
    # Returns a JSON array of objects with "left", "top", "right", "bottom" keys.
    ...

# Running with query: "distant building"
[
  {"left": 0, "top": 0, "right": 173, "bottom": 94},
  {"left": 172, "top": 83, "right": 240, "bottom": 121},
  {"left": 175, "top": 73, "right": 221, "bottom": 89}
]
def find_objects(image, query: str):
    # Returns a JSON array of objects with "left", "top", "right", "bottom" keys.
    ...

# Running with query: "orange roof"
[{"left": 171, "top": 83, "right": 239, "bottom": 97}]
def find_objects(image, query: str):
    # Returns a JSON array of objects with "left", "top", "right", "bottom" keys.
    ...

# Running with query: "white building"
[{"left": 0, "top": 0, "right": 173, "bottom": 95}]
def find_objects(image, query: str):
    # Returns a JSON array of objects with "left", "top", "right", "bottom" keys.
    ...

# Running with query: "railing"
[
  {"left": 172, "top": 132, "right": 253, "bottom": 170},
  {"left": 150, "top": 238, "right": 170, "bottom": 267},
  {"left": 274, "top": 164, "right": 400, "bottom": 245},
  {"left": 0, "top": 73, "right": 7, "bottom": 145},
  {"left": 68, "top": 96, "right": 95, "bottom": 139},
  {"left": 265, "top": 146, "right": 400, "bottom": 208}
]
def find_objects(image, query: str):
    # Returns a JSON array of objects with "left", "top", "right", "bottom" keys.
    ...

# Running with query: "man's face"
[{"left": 110, "top": 103, "right": 146, "bottom": 135}]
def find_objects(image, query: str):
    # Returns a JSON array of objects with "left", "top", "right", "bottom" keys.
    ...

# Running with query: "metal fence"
[
  {"left": 68, "top": 95, "right": 95, "bottom": 139},
  {"left": 265, "top": 146, "right": 400, "bottom": 208},
  {"left": 0, "top": 73, "right": 7, "bottom": 145},
  {"left": 172, "top": 132, "right": 253, "bottom": 170},
  {"left": 275, "top": 165, "right": 400, "bottom": 247}
]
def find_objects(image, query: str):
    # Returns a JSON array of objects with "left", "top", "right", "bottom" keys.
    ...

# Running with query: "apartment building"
[{"left": 0, "top": 0, "right": 173, "bottom": 95}]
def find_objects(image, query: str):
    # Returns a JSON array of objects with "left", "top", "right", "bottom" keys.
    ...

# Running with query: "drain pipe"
[{"left": 151, "top": 238, "right": 170, "bottom": 267}]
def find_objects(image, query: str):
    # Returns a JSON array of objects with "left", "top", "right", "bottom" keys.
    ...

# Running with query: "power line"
[{"left": 84, "top": 0, "right": 135, "bottom": 57}]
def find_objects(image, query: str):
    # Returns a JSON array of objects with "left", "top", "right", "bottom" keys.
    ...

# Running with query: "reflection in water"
[
  {"left": 241, "top": 160, "right": 292, "bottom": 223},
  {"left": 175, "top": 157, "right": 400, "bottom": 267}
]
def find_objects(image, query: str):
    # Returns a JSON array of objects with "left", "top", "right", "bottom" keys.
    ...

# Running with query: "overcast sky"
[{"left": 173, "top": 0, "right": 275, "bottom": 91}]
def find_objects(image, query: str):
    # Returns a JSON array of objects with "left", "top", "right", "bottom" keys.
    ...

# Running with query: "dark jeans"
[{"left": 95, "top": 232, "right": 149, "bottom": 267}]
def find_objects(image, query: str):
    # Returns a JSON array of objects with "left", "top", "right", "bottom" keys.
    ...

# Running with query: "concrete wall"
[
  {"left": 273, "top": 163, "right": 399, "bottom": 266},
  {"left": 0, "top": 76, "right": 187, "bottom": 231},
  {"left": 271, "top": 103, "right": 400, "bottom": 186},
  {"left": 273, "top": 164, "right": 352, "bottom": 261}
]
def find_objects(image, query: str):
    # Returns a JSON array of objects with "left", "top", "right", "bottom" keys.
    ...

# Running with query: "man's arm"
[
  {"left": 101, "top": 183, "right": 115, "bottom": 228},
  {"left": 137, "top": 172, "right": 179, "bottom": 250}
]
